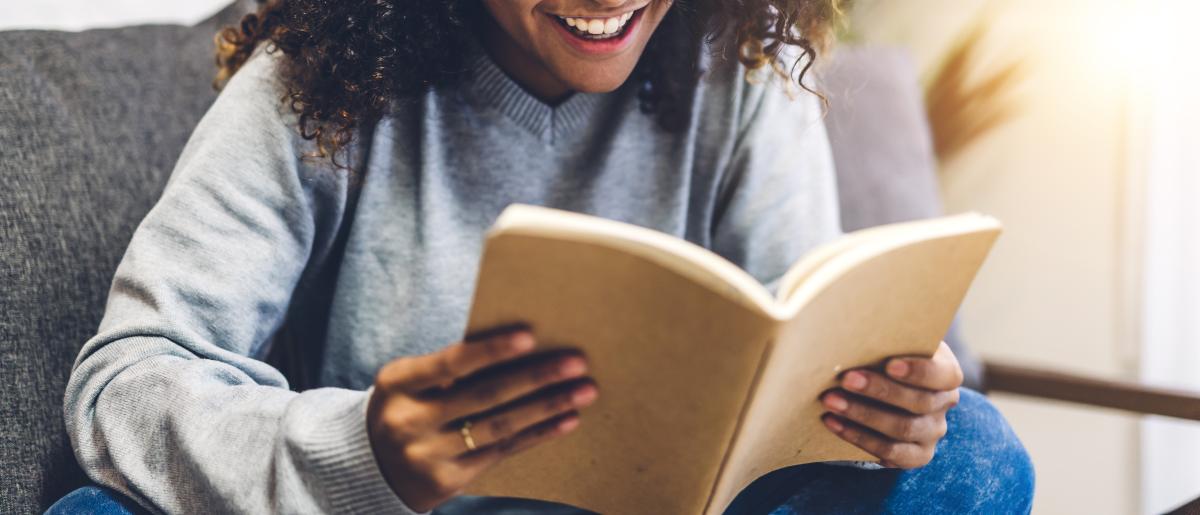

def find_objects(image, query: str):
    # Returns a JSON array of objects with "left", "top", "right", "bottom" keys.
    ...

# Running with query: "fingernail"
[
  {"left": 573, "top": 385, "right": 598, "bottom": 405},
  {"left": 558, "top": 415, "right": 580, "bottom": 433},
  {"left": 825, "top": 416, "right": 845, "bottom": 433},
  {"left": 510, "top": 332, "right": 535, "bottom": 352},
  {"left": 844, "top": 371, "right": 868, "bottom": 391},
  {"left": 823, "top": 393, "right": 848, "bottom": 412},
  {"left": 887, "top": 360, "right": 910, "bottom": 378},
  {"left": 560, "top": 357, "right": 587, "bottom": 377}
]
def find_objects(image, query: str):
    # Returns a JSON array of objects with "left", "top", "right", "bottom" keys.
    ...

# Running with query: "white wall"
[
  {"left": 1136, "top": 2, "right": 1200, "bottom": 511},
  {"left": 0, "top": 0, "right": 230, "bottom": 31}
]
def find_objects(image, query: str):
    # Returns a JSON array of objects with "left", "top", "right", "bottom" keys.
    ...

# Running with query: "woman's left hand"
[{"left": 820, "top": 341, "right": 963, "bottom": 469}]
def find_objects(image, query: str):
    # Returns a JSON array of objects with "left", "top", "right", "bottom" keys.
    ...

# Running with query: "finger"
[
  {"left": 378, "top": 329, "right": 536, "bottom": 393},
  {"left": 821, "top": 391, "right": 947, "bottom": 443},
  {"left": 840, "top": 370, "right": 959, "bottom": 415},
  {"left": 456, "top": 412, "right": 582, "bottom": 474},
  {"left": 822, "top": 414, "right": 934, "bottom": 469},
  {"left": 435, "top": 351, "right": 589, "bottom": 422},
  {"left": 417, "top": 380, "right": 597, "bottom": 458},
  {"left": 885, "top": 341, "right": 963, "bottom": 391},
  {"left": 373, "top": 396, "right": 445, "bottom": 439}
]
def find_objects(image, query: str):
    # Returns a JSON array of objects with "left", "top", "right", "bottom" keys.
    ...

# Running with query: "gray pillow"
[
  {"left": 0, "top": 2, "right": 251, "bottom": 512},
  {"left": 820, "top": 46, "right": 983, "bottom": 390}
]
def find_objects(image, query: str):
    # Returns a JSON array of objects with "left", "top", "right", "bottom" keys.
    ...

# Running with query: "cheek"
[
  {"left": 639, "top": 1, "right": 673, "bottom": 34},
  {"left": 483, "top": 1, "right": 539, "bottom": 43}
]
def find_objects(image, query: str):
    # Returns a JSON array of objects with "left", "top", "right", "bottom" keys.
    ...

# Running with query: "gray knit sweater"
[{"left": 64, "top": 43, "right": 841, "bottom": 514}]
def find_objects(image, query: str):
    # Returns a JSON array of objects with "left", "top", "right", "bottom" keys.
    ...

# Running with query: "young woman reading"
[{"left": 54, "top": 0, "right": 1034, "bottom": 513}]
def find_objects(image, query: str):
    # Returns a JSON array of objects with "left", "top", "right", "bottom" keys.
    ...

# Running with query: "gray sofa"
[
  {"left": 0, "top": 3, "right": 976, "bottom": 512},
  {"left": 0, "top": 3, "right": 253, "bottom": 512}
]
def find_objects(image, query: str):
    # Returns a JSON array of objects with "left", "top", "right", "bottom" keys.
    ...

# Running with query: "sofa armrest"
[{"left": 982, "top": 360, "right": 1200, "bottom": 422}]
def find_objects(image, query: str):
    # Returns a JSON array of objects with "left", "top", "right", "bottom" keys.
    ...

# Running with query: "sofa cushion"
[{"left": 0, "top": 2, "right": 252, "bottom": 512}]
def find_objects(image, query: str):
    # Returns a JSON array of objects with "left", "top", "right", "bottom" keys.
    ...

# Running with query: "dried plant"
[{"left": 923, "top": 20, "right": 1027, "bottom": 164}]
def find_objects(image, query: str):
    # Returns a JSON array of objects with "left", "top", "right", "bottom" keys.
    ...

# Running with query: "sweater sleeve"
[
  {"left": 710, "top": 70, "right": 844, "bottom": 294},
  {"left": 63, "top": 50, "right": 426, "bottom": 514}
]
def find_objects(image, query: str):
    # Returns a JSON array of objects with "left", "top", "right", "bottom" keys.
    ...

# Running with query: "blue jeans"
[
  {"left": 723, "top": 389, "right": 1035, "bottom": 515},
  {"left": 49, "top": 389, "right": 1033, "bottom": 515},
  {"left": 45, "top": 485, "right": 151, "bottom": 515}
]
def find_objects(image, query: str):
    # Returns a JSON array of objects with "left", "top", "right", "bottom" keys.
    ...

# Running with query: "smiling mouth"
[{"left": 550, "top": 7, "right": 644, "bottom": 41}]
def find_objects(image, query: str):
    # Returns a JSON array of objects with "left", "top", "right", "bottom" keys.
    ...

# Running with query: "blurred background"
[
  {"left": 3, "top": 0, "right": 1198, "bottom": 513},
  {"left": 846, "top": 1, "right": 1200, "bottom": 513}
]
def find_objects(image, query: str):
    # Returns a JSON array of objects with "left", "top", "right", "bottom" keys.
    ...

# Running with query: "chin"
[
  {"left": 565, "top": 75, "right": 634, "bottom": 94},
  {"left": 554, "top": 63, "right": 640, "bottom": 94}
]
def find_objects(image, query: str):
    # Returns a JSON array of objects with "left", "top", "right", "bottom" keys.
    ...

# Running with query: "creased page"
[
  {"left": 705, "top": 228, "right": 1000, "bottom": 515},
  {"left": 464, "top": 232, "right": 779, "bottom": 515}
]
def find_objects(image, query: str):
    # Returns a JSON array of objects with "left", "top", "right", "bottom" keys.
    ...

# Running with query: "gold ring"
[{"left": 460, "top": 421, "right": 477, "bottom": 451}]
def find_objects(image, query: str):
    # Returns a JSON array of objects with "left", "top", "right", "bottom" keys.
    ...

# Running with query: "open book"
[{"left": 462, "top": 204, "right": 1001, "bottom": 515}]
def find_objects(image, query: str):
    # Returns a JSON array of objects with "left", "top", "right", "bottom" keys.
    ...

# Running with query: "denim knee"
[
  {"left": 733, "top": 390, "right": 1035, "bottom": 515},
  {"left": 937, "top": 388, "right": 1036, "bottom": 511},
  {"left": 45, "top": 486, "right": 147, "bottom": 515}
]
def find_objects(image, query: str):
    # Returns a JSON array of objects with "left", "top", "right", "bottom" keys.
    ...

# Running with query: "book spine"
[{"left": 700, "top": 334, "right": 779, "bottom": 515}]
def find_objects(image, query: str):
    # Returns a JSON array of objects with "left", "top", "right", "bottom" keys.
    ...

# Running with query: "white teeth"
[
  {"left": 558, "top": 11, "right": 636, "bottom": 37},
  {"left": 604, "top": 17, "right": 620, "bottom": 34}
]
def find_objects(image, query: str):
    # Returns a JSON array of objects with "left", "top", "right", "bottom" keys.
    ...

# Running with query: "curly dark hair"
[{"left": 215, "top": 0, "right": 845, "bottom": 169}]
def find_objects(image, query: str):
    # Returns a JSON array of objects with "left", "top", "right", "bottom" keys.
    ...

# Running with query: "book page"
[
  {"left": 492, "top": 204, "right": 778, "bottom": 315},
  {"left": 704, "top": 221, "right": 1001, "bottom": 515},
  {"left": 463, "top": 230, "right": 781, "bottom": 515}
]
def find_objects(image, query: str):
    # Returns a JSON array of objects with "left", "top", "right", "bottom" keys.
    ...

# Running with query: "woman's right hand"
[{"left": 366, "top": 327, "right": 597, "bottom": 512}]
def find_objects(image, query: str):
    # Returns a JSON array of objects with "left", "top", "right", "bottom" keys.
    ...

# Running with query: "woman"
[{"left": 53, "top": 0, "right": 1033, "bottom": 513}]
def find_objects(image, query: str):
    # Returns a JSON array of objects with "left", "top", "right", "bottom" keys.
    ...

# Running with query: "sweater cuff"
[{"left": 304, "top": 388, "right": 431, "bottom": 515}]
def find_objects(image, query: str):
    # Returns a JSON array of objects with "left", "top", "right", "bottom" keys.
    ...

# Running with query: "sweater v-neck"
[{"left": 464, "top": 51, "right": 605, "bottom": 144}]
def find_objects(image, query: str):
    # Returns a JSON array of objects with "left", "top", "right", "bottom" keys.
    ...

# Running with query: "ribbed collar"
[{"left": 463, "top": 50, "right": 606, "bottom": 144}]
